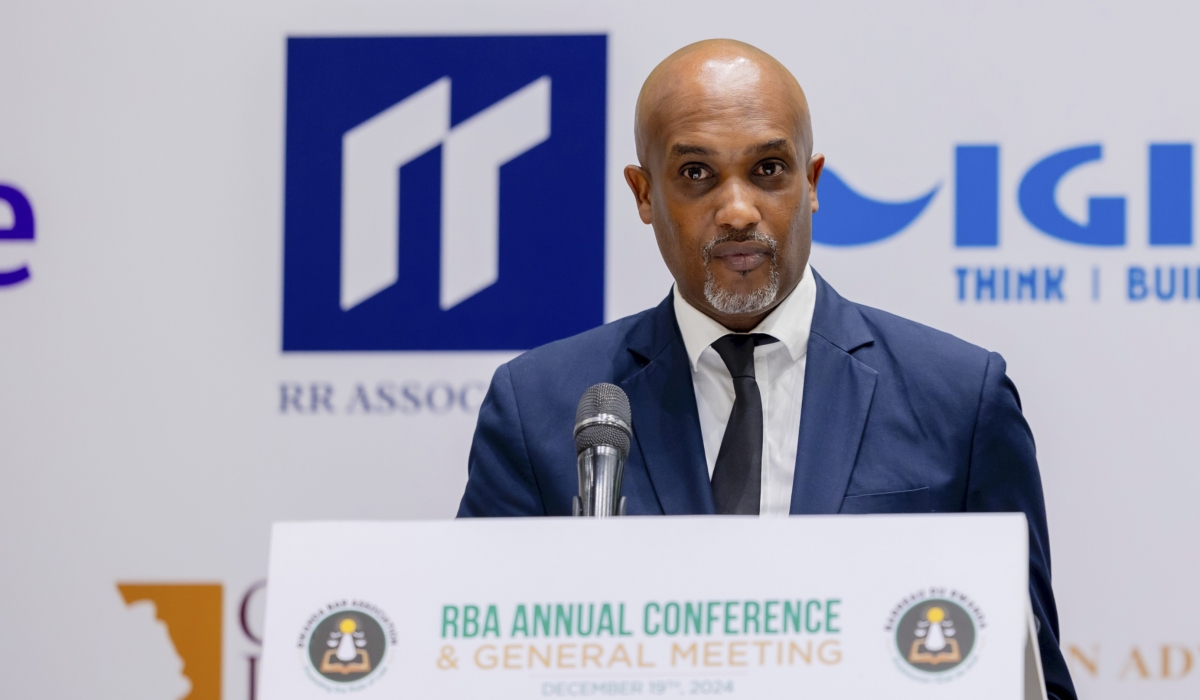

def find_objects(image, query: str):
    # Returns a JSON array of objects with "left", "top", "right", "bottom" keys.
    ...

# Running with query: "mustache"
[{"left": 701, "top": 228, "right": 778, "bottom": 263}]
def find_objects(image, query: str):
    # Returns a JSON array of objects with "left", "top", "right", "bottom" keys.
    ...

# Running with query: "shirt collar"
[{"left": 672, "top": 263, "right": 817, "bottom": 372}]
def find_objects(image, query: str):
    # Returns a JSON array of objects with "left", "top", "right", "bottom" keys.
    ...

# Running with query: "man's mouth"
[{"left": 708, "top": 240, "right": 773, "bottom": 272}]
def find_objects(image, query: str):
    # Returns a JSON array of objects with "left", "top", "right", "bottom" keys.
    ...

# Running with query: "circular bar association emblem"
[
  {"left": 301, "top": 603, "right": 394, "bottom": 690},
  {"left": 888, "top": 592, "right": 983, "bottom": 681}
]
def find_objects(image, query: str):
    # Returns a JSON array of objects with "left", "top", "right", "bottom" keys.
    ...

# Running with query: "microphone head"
[{"left": 574, "top": 383, "right": 632, "bottom": 455}]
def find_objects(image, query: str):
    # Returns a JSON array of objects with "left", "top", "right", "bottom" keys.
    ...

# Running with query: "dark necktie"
[{"left": 710, "top": 333, "right": 778, "bottom": 515}]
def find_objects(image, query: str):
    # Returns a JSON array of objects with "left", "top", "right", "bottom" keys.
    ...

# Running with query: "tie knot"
[{"left": 711, "top": 333, "right": 777, "bottom": 379}]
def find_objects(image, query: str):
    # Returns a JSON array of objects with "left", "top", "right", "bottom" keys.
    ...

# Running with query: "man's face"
[{"left": 626, "top": 57, "right": 823, "bottom": 330}]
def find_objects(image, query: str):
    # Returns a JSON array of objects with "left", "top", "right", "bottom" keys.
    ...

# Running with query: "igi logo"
[
  {"left": 283, "top": 36, "right": 606, "bottom": 351},
  {"left": 814, "top": 142, "right": 1199, "bottom": 304},
  {"left": 814, "top": 143, "right": 1194, "bottom": 249}
]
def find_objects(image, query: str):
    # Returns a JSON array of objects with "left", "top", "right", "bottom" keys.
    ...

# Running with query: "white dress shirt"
[{"left": 672, "top": 264, "right": 817, "bottom": 516}]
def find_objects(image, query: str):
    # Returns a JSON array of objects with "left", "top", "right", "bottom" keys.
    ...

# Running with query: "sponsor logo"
[
  {"left": 0, "top": 183, "right": 35, "bottom": 287},
  {"left": 816, "top": 143, "right": 1193, "bottom": 249},
  {"left": 816, "top": 143, "right": 1198, "bottom": 304},
  {"left": 885, "top": 589, "right": 984, "bottom": 682},
  {"left": 282, "top": 36, "right": 607, "bottom": 351},
  {"left": 118, "top": 581, "right": 267, "bottom": 700},
  {"left": 812, "top": 169, "right": 938, "bottom": 247},
  {"left": 301, "top": 602, "right": 397, "bottom": 691}
]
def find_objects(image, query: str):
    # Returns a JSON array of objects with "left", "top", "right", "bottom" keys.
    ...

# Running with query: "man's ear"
[
  {"left": 624, "top": 165, "right": 654, "bottom": 224},
  {"left": 807, "top": 153, "right": 825, "bottom": 213}
]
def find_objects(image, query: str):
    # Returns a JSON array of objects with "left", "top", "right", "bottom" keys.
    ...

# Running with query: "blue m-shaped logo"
[{"left": 282, "top": 36, "right": 606, "bottom": 351}]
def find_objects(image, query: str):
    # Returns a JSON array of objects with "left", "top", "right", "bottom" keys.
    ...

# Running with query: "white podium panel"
[{"left": 261, "top": 515, "right": 1033, "bottom": 699}]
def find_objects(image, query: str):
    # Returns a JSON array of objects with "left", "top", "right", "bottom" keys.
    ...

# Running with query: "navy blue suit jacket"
[{"left": 458, "top": 271, "right": 1075, "bottom": 700}]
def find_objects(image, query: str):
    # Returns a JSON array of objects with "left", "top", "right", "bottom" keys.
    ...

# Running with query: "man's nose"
[{"left": 712, "top": 178, "right": 762, "bottom": 230}]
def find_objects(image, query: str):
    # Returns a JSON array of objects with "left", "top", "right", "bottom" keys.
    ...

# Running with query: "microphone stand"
[{"left": 572, "top": 444, "right": 627, "bottom": 517}]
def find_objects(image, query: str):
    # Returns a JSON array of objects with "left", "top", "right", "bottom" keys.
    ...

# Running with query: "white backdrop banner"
[{"left": 1, "top": 1, "right": 1197, "bottom": 699}]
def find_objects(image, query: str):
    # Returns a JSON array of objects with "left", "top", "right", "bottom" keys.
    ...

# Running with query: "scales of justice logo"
[
  {"left": 888, "top": 594, "right": 982, "bottom": 681},
  {"left": 302, "top": 605, "right": 393, "bottom": 689}
]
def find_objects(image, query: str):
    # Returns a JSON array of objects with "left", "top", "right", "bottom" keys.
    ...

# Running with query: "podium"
[{"left": 260, "top": 515, "right": 1047, "bottom": 699}]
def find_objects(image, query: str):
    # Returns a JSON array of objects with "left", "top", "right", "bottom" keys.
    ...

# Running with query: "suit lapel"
[
  {"left": 621, "top": 297, "right": 715, "bottom": 515},
  {"left": 790, "top": 272, "right": 879, "bottom": 514}
]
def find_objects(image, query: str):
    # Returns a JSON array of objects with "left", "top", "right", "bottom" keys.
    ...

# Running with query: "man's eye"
[
  {"left": 681, "top": 165, "right": 711, "bottom": 181},
  {"left": 755, "top": 162, "right": 786, "bottom": 176}
]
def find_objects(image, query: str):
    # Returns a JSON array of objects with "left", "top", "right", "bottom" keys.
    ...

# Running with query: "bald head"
[
  {"left": 624, "top": 39, "right": 824, "bottom": 332},
  {"left": 634, "top": 39, "right": 812, "bottom": 169}
]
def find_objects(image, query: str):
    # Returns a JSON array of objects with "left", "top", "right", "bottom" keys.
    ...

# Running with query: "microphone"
[{"left": 572, "top": 383, "right": 632, "bottom": 517}]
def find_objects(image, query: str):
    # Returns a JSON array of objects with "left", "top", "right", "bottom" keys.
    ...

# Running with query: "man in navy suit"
[{"left": 458, "top": 39, "right": 1075, "bottom": 699}]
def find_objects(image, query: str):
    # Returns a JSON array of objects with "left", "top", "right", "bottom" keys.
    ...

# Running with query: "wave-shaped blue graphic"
[{"left": 813, "top": 168, "right": 939, "bottom": 246}]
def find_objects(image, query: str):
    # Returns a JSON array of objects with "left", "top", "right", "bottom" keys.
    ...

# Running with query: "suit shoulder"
[
  {"left": 851, "top": 302, "right": 993, "bottom": 379},
  {"left": 504, "top": 307, "right": 655, "bottom": 379}
]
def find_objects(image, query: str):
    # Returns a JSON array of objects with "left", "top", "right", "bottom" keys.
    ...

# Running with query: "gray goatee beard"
[{"left": 702, "top": 229, "right": 780, "bottom": 316}]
